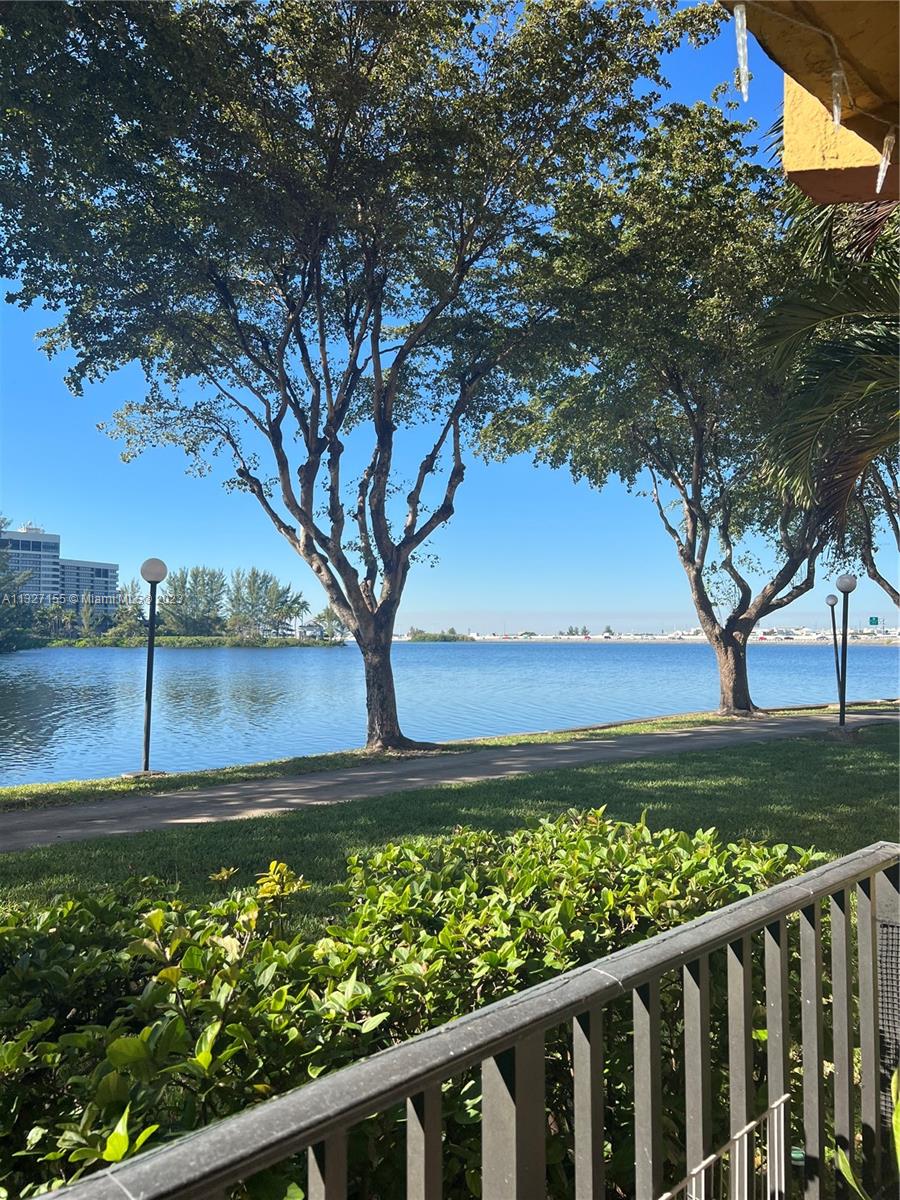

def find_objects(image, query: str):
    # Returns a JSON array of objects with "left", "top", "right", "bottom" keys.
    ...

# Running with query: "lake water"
[{"left": 0, "top": 641, "right": 896, "bottom": 786}]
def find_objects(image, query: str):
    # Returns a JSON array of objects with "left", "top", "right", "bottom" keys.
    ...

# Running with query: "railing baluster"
[
  {"left": 799, "top": 902, "right": 824, "bottom": 1199},
  {"left": 856, "top": 875, "right": 881, "bottom": 1190},
  {"left": 573, "top": 1004, "right": 605, "bottom": 1200},
  {"left": 830, "top": 889, "right": 853, "bottom": 1194},
  {"left": 307, "top": 1131, "right": 348, "bottom": 1200},
  {"left": 684, "top": 955, "right": 712, "bottom": 1199},
  {"left": 728, "top": 936, "right": 753, "bottom": 1200},
  {"left": 481, "top": 1033, "right": 545, "bottom": 1200},
  {"left": 633, "top": 978, "right": 663, "bottom": 1200},
  {"left": 765, "top": 918, "right": 790, "bottom": 1200},
  {"left": 407, "top": 1086, "right": 442, "bottom": 1200}
]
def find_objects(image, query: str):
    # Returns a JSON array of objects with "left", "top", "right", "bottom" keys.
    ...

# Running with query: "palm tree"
[
  {"left": 317, "top": 605, "right": 349, "bottom": 641},
  {"left": 46, "top": 603, "right": 67, "bottom": 636},
  {"left": 79, "top": 596, "right": 94, "bottom": 637},
  {"left": 761, "top": 191, "right": 899, "bottom": 527}
]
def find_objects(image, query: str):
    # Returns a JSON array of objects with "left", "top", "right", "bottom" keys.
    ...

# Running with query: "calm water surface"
[{"left": 0, "top": 641, "right": 896, "bottom": 785}]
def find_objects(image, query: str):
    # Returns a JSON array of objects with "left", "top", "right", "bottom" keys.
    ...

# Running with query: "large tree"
[
  {"left": 0, "top": 0, "right": 712, "bottom": 747},
  {"left": 485, "top": 102, "right": 829, "bottom": 713}
]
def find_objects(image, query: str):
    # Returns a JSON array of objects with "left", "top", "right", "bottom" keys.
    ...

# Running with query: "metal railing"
[
  {"left": 658, "top": 1093, "right": 788, "bottom": 1200},
  {"left": 60, "top": 841, "right": 900, "bottom": 1200}
]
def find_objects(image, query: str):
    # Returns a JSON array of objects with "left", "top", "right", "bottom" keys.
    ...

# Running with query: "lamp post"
[
  {"left": 825, "top": 594, "right": 840, "bottom": 700},
  {"left": 140, "top": 557, "right": 168, "bottom": 772},
  {"left": 835, "top": 574, "right": 857, "bottom": 727}
]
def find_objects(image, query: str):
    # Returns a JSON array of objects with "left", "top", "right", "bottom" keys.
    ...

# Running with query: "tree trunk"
[
  {"left": 359, "top": 630, "right": 430, "bottom": 751},
  {"left": 713, "top": 634, "right": 756, "bottom": 715},
  {"left": 361, "top": 634, "right": 403, "bottom": 749}
]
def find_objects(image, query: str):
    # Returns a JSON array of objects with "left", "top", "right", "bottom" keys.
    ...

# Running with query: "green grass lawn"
[
  {"left": 0, "top": 699, "right": 894, "bottom": 813},
  {"left": 2, "top": 725, "right": 896, "bottom": 926}
]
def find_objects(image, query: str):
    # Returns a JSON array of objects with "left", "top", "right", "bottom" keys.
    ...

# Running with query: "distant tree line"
[
  {"left": 154, "top": 567, "right": 308, "bottom": 638},
  {"left": 407, "top": 626, "right": 474, "bottom": 643},
  {"left": 0, "top": 535, "right": 347, "bottom": 650}
]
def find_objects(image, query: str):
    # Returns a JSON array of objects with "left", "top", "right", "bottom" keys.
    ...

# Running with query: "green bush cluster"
[
  {"left": 0, "top": 812, "right": 822, "bottom": 1198},
  {"left": 4, "top": 634, "right": 50, "bottom": 650},
  {"left": 406, "top": 627, "right": 474, "bottom": 642}
]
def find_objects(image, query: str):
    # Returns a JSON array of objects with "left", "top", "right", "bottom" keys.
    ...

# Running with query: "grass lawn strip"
[
  {"left": 1, "top": 699, "right": 895, "bottom": 813},
  {"left": 1, "top": 724, "right": 895, "bottom": 925}
]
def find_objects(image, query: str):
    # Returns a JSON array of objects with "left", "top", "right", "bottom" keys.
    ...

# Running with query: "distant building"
[
  {"left": 297, "top": 622, "right": 325, "bottom": 640},
  {"left": 2, "top": 526, "right": 61, "bottom": 598},
  {"left": 1, "top": 524, "right": 118, "bottom": 611},
  {"left": 59, "top": 558, "right": 119, "bottom": 611}
]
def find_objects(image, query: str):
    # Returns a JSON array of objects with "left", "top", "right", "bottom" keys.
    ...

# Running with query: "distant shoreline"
[
  {"left": 394, "top": 634, "right": 900, "bottom": 647},
  {"left": 18, "top": 634, "right": 899, "bottom": 650}
]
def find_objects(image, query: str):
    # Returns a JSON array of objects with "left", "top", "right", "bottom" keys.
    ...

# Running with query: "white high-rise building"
[
  {"left": 1, "top": 524, "right": 118, "bottom": 609},
  {"left": 2, "top": 525, "right": 61, "bottom": 598}
]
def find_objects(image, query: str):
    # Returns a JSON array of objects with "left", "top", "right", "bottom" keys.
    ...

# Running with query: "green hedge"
[{"left": 0, "top": 812, "right": 821, "bottom": 1197}]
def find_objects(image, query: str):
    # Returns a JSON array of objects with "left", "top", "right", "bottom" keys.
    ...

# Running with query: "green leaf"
[
  {"left": 102, "top": 1104, "right": 131, "bottom": 1163},
  {"left": 835, "top": 1146, "right": 870, "bottom": 1200},
  {"left": 132, "top": 1125, "right": 159, "bottom": 1153},
  {"left": 192, "top": 1020, "right": 222, "bottom": 1071},
  {"left": 95, "top": 1071, "right": 130, "bottom": 1108},
  {"left": 359, "top": 1012, "right": 390, "bottom": 1034},
  {"left": 107, "top": 1037, "right": 152, "bottom": 1069},
  {"left": 143, "top": 909, "right": 166, "bottom": 935},
  {"left": 25, "top": 1126, "right": 46, "bottom": 1150},
  {"left": 181, "top": 945, "right": 204, "bottom": 972}
]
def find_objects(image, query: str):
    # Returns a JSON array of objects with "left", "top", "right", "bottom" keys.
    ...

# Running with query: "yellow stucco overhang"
[{"left": 720, "top": 1, "right": 899, "bottom": 202}]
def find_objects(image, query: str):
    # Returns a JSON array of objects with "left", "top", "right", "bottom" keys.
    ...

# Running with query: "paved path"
[{"left": 3, "top": 709, "right": 895, "bottom": 853}]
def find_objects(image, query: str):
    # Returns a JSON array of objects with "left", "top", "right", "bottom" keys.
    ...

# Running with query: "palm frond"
[
  {"left": 846, "top": 200, "right": 900, "bottom": 260},
  {"left": 759, "top": 264, "right": 900, "bottom": 366}
]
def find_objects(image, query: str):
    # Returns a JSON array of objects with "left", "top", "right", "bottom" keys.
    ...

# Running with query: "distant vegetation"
[
  {"left": 407, "top": 626, "right": 474, "bottom": 642},
  {"left": 156, "top": 566, "right": 309, "bottom": 638},
  {"left": 46, "top": 635, "right": 338, "bottom": 650},
  {"left": 0, "top": 558, "right": 334, "bottom": 651}
]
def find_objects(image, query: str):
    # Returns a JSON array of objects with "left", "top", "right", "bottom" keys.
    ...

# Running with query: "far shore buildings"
[{"left": 1, "top": 524, "right": 119, "bottom": 613}]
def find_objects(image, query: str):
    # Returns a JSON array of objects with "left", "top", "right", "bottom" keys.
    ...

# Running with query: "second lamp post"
[
  {"left": 829, "top": 574, "right": 857, "bottom": 727},
  {"left": 140, "top": 557, "right": 168, "bottom": 772}
]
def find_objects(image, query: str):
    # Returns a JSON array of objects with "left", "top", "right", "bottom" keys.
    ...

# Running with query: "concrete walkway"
[{"left": 3, "top": 709, "right": 895, "bottom": 853}]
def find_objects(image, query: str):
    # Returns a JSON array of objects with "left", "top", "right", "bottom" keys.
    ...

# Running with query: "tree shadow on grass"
[{"left": 3, "top": 727, "right": 895, "bottom": 922}]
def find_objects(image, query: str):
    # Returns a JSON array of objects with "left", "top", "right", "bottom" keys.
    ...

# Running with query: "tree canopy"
[
  {"left": 0, "top": 0, "right": 718, "bottom": 744},
  {"left": 485, "top": 100, "right": 829, "bottom": 711}
]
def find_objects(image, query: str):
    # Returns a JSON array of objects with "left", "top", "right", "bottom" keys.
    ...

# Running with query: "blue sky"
[{"left": 0, "top": 14, "right": 894, "bottom": 634}]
